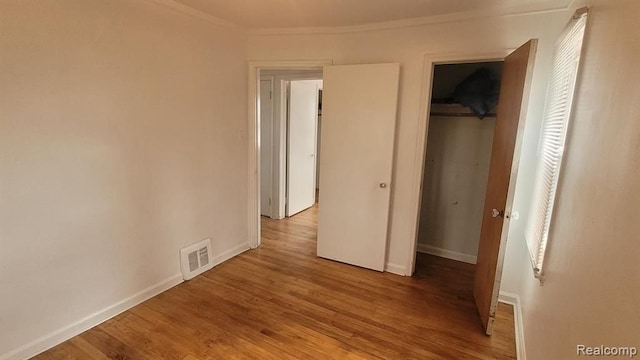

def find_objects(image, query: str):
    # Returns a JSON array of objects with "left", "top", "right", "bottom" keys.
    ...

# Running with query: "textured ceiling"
[{"left": 172, "top": 0, "right": 572, "bottom": 29}]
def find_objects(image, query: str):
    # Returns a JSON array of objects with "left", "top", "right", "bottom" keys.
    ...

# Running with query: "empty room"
[{"left": 1, "top": 1, "right": 638, "bottom": 359}]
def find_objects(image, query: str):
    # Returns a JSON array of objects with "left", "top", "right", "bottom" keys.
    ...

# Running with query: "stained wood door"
[
  {"left": 317, "top": 63, "right": 400, "bottom": 271},
  {"left": 286, "top": 80, "right": 320, "bottom": 216},
  {"left": 474, "top": 39, "right": 538, "bottom": 334}
]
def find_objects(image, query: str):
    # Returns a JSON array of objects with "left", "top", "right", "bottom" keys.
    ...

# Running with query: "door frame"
[
  {"left": 259, "top": 76, "right": 275, "bottom": 218},
  {"left": 406, "top": 50, "right": 515, "bottom": 274},
  {"left": 278, "top": 76, "right": 322, "bottom": 218},
  {"left": 248, "top": 60, "right": 332, "bottom": 249},
  {"left": 258, "top": 73, "right": 323, "bottom": 220}
]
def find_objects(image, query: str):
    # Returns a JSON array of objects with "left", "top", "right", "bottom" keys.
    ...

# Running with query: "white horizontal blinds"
[{"left": 526, "top": 9, "right": 588, "bottom": 278}]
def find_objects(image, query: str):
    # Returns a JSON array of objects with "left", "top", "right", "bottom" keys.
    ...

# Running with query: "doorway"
[
  {"left": 258, "top": 69, "right": 323, "bottom": 249},
  {"left": 410, "top": 40, "right": 537, "bottom": 337},
  {"left": 416, "top": 61, "right": 503, "bottom": 266},
  {"left": 249, "top": 61, "right": 401, "bottom": 273},
  {"left": 259, "top": 70, "right": 323, "bottom": 220},
  {"left": 414, "top": 60, "right": 505, "bottom": 331}
]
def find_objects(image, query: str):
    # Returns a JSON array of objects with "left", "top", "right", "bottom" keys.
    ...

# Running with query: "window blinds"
[{"left": 526, "top": 9, "right": 588, "bottom": 278}]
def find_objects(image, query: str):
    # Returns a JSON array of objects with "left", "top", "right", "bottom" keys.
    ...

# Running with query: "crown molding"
[
  {"left": 149, "top": 0, "right": 246, "bottom": 33},
  {"left": 147, "top": 0, "right": 573, "bottom": 37},
  {"left": 567, "top": 0, "right": 579, "bottom": 10},
  {"left": 248, "top": 4, "right": 572, "bottom": 36}
]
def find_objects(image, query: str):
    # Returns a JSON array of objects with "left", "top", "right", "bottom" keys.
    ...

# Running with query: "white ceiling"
[{"left": 172, "top": 0, "right": 572, "bottom": 29}]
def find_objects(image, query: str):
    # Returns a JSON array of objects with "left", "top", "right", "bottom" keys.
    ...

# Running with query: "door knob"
[
  {"left": 379, "top": 182, "right": 387, "bottom": 189},
  {"left": 491, "top": 209, "right": 504, "bottom": 218}
]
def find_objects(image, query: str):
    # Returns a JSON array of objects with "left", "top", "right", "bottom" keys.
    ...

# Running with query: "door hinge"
[{"left": 269, "top": 90, "right": 272, "bottom": 99}]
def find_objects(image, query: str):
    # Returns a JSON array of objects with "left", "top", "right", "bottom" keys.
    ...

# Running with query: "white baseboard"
[
  {"left": 1, "top": 274, "right": 184, "bottom": 360},
  {"left": 2, "top": 241, "right": 253, "bottom": 360},
  {"left": 384, "top": 262, "right": 408, "bottom": 276},
  {"left": 499, "top": 291, "right": 526, "bottom": 360},
  {"left": 416, "top": 243, "right": 477, "bottom": 264},
  {"left": 498, "top": 291, "right": 518, "bottom": 305},
  {"left": 210, "top": 242, "right": 250, "bottom": 267}
]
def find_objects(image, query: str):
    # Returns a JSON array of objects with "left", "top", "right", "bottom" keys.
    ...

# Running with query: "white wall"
[
  {"left": 249, "top": 10, "right": 568, "bottom": 277},
  {"left": 417, "top": 113, "right": 495, "bottom": 261},
  {"left": 0, "top": 0, "right": 247, "bottom": 357},
  {"left": 516, "top": 1, "right": 640, "bottom": 358}
]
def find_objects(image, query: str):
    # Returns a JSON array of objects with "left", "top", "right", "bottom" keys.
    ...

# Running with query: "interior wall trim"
[
  {"left": 416, "top": 243, "right": 478, "bottom": 264},
  {"left": 1, "top": 274, "right": 184, "bottom": 360},
  {"left": 248, "top": 6, "right": 572, "bottom": 36},
  {"left": 498, "top": 291, "right": 527, "bottom": 360},
  {"left": 149, "top": 0, "right": 245, "bottom": 32},
  {"left": 149, "top": 0, "right": 573, "bottom": 36}
]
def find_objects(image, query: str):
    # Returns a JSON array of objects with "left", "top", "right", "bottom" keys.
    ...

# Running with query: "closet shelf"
[{"left": 429, "top": 103, "right": 496, "bottom": 118}]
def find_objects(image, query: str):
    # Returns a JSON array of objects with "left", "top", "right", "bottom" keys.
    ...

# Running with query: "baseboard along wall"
[
  {"left": 1, "top": 242, "right": 251, "bottom": 360},
  {"left": 498, "top": 291, "right": 526, "bottom": 360},
  {"left": 416, "top": 243, "right": 477, "bottom": 264}
]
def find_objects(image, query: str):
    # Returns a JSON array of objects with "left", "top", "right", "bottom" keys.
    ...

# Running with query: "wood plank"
[{"left": 35, "top": 205, "right": 515, "bottom": 359}]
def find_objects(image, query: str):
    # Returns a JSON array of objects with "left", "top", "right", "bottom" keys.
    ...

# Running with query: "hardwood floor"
[{"left": 35, "top": 205, "right": 515, "bottom": 359}]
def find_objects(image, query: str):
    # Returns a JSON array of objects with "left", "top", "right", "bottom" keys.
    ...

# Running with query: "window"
[{"left": 526, "top": 8, "right": 589, "bottom": 279}]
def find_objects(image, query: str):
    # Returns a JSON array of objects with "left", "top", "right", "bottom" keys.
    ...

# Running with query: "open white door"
[
  {"left": 260, "top": 79, "right": 273, "bottom": 217},
  {"left": 317, "top": 63, "right": 400, "bottom": 271},
  {"left": 286, "top": 80, "right": 319, "bottom": 216}
]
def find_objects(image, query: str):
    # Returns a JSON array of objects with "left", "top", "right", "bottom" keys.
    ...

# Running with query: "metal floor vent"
[{"left": 180, "top": 238, "right": 213, "bottom": 280}]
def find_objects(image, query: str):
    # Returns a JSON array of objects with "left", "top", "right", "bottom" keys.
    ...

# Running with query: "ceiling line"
[{"left": 148, "top": 0, "right": 247, "bottom": 33}]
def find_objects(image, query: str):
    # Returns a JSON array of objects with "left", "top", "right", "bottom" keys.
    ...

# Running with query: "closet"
[{"left": 417, "top": 62, "right": 503, "bottom": 264}]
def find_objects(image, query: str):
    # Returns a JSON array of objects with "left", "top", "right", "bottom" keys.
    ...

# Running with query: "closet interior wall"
[{"left": 417, "top": 62, "right": 503, "bottom": 264}]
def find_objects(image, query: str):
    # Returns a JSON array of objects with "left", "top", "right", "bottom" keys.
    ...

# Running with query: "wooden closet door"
[{"left": 474, "top": 39, "right": 538, "bottom": 334}]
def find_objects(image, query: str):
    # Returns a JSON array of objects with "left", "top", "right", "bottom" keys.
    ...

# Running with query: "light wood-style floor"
[{"left": 35, "top": 205, "right": 515, "bottom": 359}]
